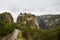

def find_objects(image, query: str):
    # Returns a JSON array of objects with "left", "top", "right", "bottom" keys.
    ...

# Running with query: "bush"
[
  {"left": 21, "top": 25, "right": 60, "bottom": 40},
  {"left": 0, "top": 22, "right": 15, "bottom": 37}
]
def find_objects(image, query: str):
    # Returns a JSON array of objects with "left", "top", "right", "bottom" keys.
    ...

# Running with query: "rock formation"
[
  {"left": 17, "top": 13, "right": 39, "bottom": 29},
  {"left": 0, "top": 12, "right": 14, "bottom": 38},
  {"left": 0, "top": 12, "right": 13, "bottom": 23}
]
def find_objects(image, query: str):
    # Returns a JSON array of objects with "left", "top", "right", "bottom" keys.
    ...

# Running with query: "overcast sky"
[{"left": 0, "top": 0, "right": 60, "bottom": 22}]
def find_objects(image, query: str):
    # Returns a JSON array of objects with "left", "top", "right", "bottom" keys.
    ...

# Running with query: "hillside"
[
  {"left": 0, "top": 12, "right": 14, "bottom": 39},
  {"left": 36, "top": 15, "right": 60, "bottom": 30},
  {"left": 0, "top": 12, "right": 60, "bottom": 40}
]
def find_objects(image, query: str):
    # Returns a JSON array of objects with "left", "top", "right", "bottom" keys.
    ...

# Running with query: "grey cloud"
[{"left": 0, "top": 0, "right": 60, "bottom": 22}]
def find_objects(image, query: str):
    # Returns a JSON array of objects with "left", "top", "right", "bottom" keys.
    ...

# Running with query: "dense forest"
[{"left": 0, "top": 12, "right": 60, "bottom": 40}]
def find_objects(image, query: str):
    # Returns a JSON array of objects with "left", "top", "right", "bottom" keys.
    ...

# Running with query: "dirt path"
[{"left": 7, "top": 29, "right": 19, "bottom": 40}]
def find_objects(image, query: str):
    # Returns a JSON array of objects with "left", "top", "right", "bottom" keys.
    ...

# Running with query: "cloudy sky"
[{"left": 0, "top": 0, "right": 60, "bottom": 22}]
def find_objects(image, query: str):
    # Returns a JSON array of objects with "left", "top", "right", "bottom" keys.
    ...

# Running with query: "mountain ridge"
[{"left": 36, "top": 14, "right": 60, "bottom": 30}]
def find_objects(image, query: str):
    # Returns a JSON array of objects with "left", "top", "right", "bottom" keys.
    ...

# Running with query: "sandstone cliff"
[
  {"left": 17, "top": 13, "right": 39, "bottom": 29},
  {"left": 0, "top": 12, "right": 13, "bottom": 23}
]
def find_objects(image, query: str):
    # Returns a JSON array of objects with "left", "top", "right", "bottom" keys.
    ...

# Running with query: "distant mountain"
[{"left": 36, "top": 15, "right": 60, "bottom": 30}]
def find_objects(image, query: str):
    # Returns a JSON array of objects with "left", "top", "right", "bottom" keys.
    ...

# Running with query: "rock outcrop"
[
  {"left": 0, "top": 12, "right": 13, "bottom": 23},
  {"left": 0, "top": 12, "right": 14, "bottom": 39},
  {"left": 17, "top": 13, "right": 39, "bottom": 29}
]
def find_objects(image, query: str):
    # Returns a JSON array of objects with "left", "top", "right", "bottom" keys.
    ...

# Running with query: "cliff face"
[
  {"left": 17, "top": 13, "right": 39, "bottom": 29},
  {"left": 0, "top": 12, "right": 13, "bottom": 23},
  {"left": 0, "top": 12, "right": 14, "bottom": 38},
  {"left": 36, "top": 15, "right": 60, "bottom": 30}
]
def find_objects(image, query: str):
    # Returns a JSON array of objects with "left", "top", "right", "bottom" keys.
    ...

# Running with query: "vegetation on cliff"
[
  {"left": 0, "top": 12, "right": 15, "bottom": 37},
  {"left": 16, "top": 13, "right": 39, "bottom": 29},
  {"left": 21, "top": 25, "right": 60, "bottom": 40}
]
